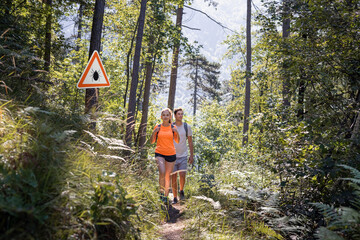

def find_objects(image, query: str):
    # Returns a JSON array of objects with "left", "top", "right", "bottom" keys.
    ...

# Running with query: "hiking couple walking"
[{"left": 150, "top": 107, "right": 194, "bottom": 205}]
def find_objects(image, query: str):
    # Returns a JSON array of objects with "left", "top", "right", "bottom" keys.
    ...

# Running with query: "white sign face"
[{"left": 77, "top": 50, "right": 110, "bottom": 89}]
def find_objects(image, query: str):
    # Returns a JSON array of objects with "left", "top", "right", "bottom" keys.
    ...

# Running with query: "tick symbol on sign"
[{"left": 91, "top": 69, "right": 101, "bottom": 81}]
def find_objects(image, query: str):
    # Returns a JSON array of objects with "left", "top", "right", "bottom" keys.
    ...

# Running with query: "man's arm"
[{"left": 188, "top": 135, "right": 194, "bottom": 164}]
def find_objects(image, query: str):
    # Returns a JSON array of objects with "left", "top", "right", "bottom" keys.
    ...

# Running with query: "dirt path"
[{"left": 158, "top": 199, "right": 188, "bottom": 240}]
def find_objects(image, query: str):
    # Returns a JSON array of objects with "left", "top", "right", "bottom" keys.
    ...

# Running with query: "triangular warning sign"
[{"left": 77, "top": 50, "right": 110, "bottom": 89}]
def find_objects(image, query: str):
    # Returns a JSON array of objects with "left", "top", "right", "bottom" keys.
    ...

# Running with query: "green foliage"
[
  {"left": 0, "top": 100, "right": 141, "bottom": 239},
  {"left": 313, "top": 165, "right": 360, "bottom": 240}
]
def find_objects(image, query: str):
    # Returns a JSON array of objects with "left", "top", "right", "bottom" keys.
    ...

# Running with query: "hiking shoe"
[
  {"left": 161, "top": 196, "right": 170, "bottom": 206},
  {"left": 173, "top": 197, "right": 178, "bottom": 204},
  {"left": 160, "top": 192, "right": 165, "bottom": 201},
  {"left": 179, "top": 190, "right": 185, "bottom": 200}
]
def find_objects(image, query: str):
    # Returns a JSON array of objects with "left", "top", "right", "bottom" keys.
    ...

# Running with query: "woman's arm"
[
  {"left": 150, "top": 125, "right": 160, "bottom": 144},
  {"left": 172, "top": 127, "right": 180, "bottom": 144}
]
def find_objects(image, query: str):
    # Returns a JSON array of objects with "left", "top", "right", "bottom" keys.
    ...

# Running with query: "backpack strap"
[
  {"left": 156, "top": 124, "right": 175, "bottom": 142},
  {"left": 184, "top": 122, "right": 188, "bottom": 138}
]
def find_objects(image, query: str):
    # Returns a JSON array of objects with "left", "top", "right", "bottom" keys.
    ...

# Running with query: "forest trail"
[{"left": 159, "top": 194, "right": 189, "bottom": 240}]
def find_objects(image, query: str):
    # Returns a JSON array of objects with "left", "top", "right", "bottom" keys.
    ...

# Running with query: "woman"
[{"left": 150, "top": 108, "right": 180, "bottom": 204}]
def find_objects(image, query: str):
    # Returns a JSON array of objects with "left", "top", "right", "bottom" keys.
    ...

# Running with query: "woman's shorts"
[{"left": 155, "top": 152, "right": 176, "bottom": 162}]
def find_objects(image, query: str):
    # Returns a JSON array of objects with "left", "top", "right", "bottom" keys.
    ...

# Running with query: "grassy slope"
[{"left": 1, "top": 99, "right": 294, "bottom": 239}]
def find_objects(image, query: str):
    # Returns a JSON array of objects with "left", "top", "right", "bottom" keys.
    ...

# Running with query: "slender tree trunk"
[
  {"left": 350, "top": 91, "right": 360, "bottom": 141},
  {"left": 125, "top": 0, "right": 147, "bottom": 146},
  {"left": 43, "top": 0, "right": 52, "bottom": 72},
  {"left": 167, "top": 1, "right": 184, "bottom": 111},
  {"left": 85, "top": 0, "right": 105, "bottom": 130},
  {"left": 5, "top": 0, "right": 11, "bottom": 15},
  {"left": 75, "top": 3, "right": 84, "bottom": 51},
  {"left": 351, "top": 110, "right": 360, "bottom": 141},
  {"left": 193, "top": 58, "right": 198, "bottom": 116},
  {"left": 297, "top": 78, "right": 306, "bottom": 120},
  {"left": 134, "top": 64, "right": 145, "bottom": 135},
  {"left": 124, "top": 19, "right": 139, "bottom": 108},
  {"left": 242, "top": 0, "right": 252, "bottom": 145},
  {"left": 138, "top": 57, "right": 155, "bottom": 149},
  {"left": 282, "top": 0, "right": 291, "bottom": 108}
]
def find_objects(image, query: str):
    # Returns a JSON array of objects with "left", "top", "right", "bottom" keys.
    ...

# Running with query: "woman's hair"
[
  {"left": 161, "top": 108, "right": 173, "bottom": 123},
  {"left": 174, "top": 107, "right": 183, "bottom": 115}
]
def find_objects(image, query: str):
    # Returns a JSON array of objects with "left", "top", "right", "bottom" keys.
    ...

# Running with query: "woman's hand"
[
  {"left": 153, "top": 126, "right": 161, "bottom": 133},
  {"left": 172, "top": 127, "right": 180, "bottom": 143},
  {"left": 150, "top": 125, "right": 160, "bottom": 144}
]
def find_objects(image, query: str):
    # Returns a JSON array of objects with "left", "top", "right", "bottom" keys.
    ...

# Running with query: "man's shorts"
[{"left": 171, "top": 156, "right": 188, "bottom": 174}]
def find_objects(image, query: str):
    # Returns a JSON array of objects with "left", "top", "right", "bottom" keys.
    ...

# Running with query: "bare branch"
[
  {"left": 183, "top": 25, "right": 201, "bottom": 31},
  {"left": 184, "top": 5, "right": 237, "bottom": 34}
]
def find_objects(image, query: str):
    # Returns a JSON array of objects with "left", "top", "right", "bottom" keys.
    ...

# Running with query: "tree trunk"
[
  {"left": 138, "top": 58, "right": 155, "bottom": 149},
  {"left": 43, "top": 0, "right": 52, "bottom": 72},
  {"left": 193, "top": 58, "right": 198, "bottom": 116},
  {"left": 297, "top": 78, "right": 306, "bottom": 120},
  {"left": 85, "top": 0, "right": 105, "bottom": 130},
  {"left": 5, "top": 0, "right": 11, "bottom": 15},
  {"left": 351, "top": 110, "right": 360, "bottom": 141},
  {"left": 124, "top": 19, "right": 139, "bottom": 108},
  {"left": 134, "top": 64, "right": 145, "bottom": 135},
  {"left": 282, "top": 0, "right": 291, "bottom": 108},
  {"left": 242, "top": 0, "right": 252, "bottom": 145},
  {"left": 125, "top": 0, "right": 147, "bottom": 146},
  {"left": 167, "top": 1, "right": 184, "bottom": 111},
  {"left": 75, "top": 3, "right": 84, "bottom": 51}
]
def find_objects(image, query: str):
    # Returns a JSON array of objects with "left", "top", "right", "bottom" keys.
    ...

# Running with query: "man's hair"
[{"left": 174, "top": 107, "right": 183, "bottom": 115}]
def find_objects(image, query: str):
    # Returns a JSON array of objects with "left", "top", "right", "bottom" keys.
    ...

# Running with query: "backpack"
[
  {"left": 172, "top": 122, "right": 189, "bottom": 138},
  {"left": 155, "top": 122, "right": 188, "bottom": 142}
]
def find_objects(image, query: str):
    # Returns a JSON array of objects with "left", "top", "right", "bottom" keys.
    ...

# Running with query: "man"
[{"left": 171, "top": 107, "right": 194, "bottom": 204}]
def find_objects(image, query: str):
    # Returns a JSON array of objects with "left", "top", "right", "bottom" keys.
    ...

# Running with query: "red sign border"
[{"left": 77, "top": 50, "right": 110, "bottom": 89}]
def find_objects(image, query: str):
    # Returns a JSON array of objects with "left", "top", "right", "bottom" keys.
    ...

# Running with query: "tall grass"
[{"left": 0, "top": 98, "right": 163, "bottom": 239}]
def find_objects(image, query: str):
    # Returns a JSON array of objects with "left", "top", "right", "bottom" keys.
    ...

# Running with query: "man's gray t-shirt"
[{"left": 174, "top": 123, "right": 192, "bottom": 158}]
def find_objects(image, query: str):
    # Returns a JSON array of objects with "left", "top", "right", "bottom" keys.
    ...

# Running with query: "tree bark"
[
  {"left": 75, "top": 3, "right": 84, "bottom": 52},
  {"left": 193, "top": 58, "right": 198, "bottom": 116},
  {"left": 43, "top": 0, "right": 52, "bottom": 72},
  {"left": 85, "top": 0, "right": 105, "bottom": 130},
  {"left": 124, "top": 19, "right": 138, "bottom": 108},
  {"left": 282, "top": 0, "right": 291, "bottom": 108},
  {"left": 125, "top": 0, "right": 147, "bottom": 146},
  {"left": 167, "top": 1, "right": 184, "bottom": 111},
  {"left": 138, "top": 58, "right": 154, "bottom": 149},
  {"left": 242, "top": 0, "right": 251, "bottom": 145},
  {"left": 297, "top": 78, "right": 306, "bottom": 120},
  {"left": 5, "top": 0, "right": 11, "bottom": 15}
]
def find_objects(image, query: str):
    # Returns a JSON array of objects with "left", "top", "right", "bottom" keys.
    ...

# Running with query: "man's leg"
[{"left": 179, "top": 172, "right": 186, "bottom": 191}]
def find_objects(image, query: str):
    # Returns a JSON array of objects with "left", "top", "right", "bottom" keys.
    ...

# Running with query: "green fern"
[
  {"left": 314, "top": 165, "right": 360, "bottom": 240},
  {"left": 252, "top": 221, "right": 284, "bottom": 240}
]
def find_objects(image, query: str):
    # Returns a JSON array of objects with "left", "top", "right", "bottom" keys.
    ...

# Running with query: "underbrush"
[
  {"left": 0, "top": 99, "right": 165, "bottom": 239},
  {"left": 181, "top": 158, "right": 306, "bottom": 239}
]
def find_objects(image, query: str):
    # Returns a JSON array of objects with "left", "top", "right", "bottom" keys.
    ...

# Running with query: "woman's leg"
[
  {"left": 171, "top": 173, "right": 178, "bottom": 198},
  {"left": 164, "top": 161, "right": 176, "bottom": 197},
  {"left": 156, "top": 157, "right": 166, "bottom": 193}
]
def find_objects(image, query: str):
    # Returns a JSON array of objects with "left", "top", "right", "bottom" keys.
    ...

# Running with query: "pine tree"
[{"left": 182, "top": 52, "right": 221, "bottom": 116}]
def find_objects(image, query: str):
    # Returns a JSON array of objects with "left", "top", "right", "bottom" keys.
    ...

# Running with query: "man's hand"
[{"left": 189, "top": 155, "right": 194, "bottom": 164}]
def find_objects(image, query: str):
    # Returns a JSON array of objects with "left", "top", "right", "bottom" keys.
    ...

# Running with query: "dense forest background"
[{"left": 1, "top": 0, "right": 359, "bottom": 239}]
